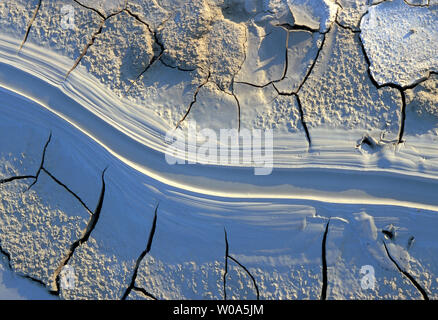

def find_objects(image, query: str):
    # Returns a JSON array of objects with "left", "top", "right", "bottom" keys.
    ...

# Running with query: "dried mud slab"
[
  {"left": 0, "top": 175, "right": 89, "bottom": 290},
  {"left": 0, "top": 0, "right": 40, "bottom": 41},
  {"left": 235, "top": 83, "right": 305, "bottom": 133},
  {"left": 157, "top": 0, "right": 218, "bottom": 72},
  {"left": 126, "top": 0, "right": 170, "bottom": 30},
  {"left": 60, "top": 168, "right": 157, "bottom": 300},
  {"left": 287, "top": 0, "right": 339, "bottom": 32},
  {"left": 336, "top": 0, "right": 370, "bottom": 30},
  {"left": 127, "top": 61, "right": 201, "bottom": 129},
  {"left": 207, "top": 19, "right": 246, "bottom": 92},
  {"left": 182, "top": 82, "right": 239, "bottom": 133},
  {"left": 76, "top": 0, "right": 126, "bottom": 17},
  {"left": 79, "top": 10, "right": 155, "bottom": 96},
  {"left": 360, "top": 0, "right": 438, "bottom": 87},
  {"left": 0, "top": 124, "right": 48, "bottom": 179},
  {"left": 406, "top": 74, "right": 438, "bottom": 119},
  {"left": 132, "top": 202, "right": 324, "bottom": 300},
  {"left": 275, "top": 29, "right": 324, "bottom": 93},
  {"left": 299, "top": 23, "right": 402, "bottom": 138},
  {"left": 326, "top": 214, "right": 421, "bottom": 299},
  {"left": 405, "top": 74, "right": 438, "bottom": 135},
  {"left": 24, "top": 0, "right": 102, "bottom": 61},
  {"left": 235, "top": 23, "right": 288, "bottom": 86}
]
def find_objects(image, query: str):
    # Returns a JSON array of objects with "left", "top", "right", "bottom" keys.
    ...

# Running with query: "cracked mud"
[{"left": 0, "top": 0, "right": 438, "bottom": 301}]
